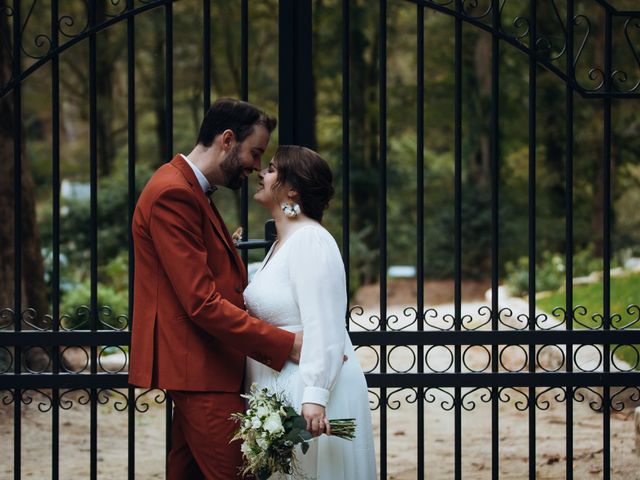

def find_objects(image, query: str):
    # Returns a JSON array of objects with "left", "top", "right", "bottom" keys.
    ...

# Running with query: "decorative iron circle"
[
  {"left": 98, "top": 346, "right": 128, "bottom": 374},
  {"left": 354, "top": 345, "right": 380, "bottom": 373},
  {"left": 574, "top": 344, "right": 603, "bottom": 372},
  {"left": 498, "top": 344, "right": 528, "bottom": 372},
  {"left": 24, "top": 346, "right": 52, "bottom": 374},
  {"left": 425, "top": 345, "right": 454, "bottom": 373},
  {"left": 536, "top": 344, "right": 565, "bottom": 373},
  {"left": 611, "top": 344, "right": 639, "bottom": 372},
  {"left": 388, "top": 345, "right": 417, "bottom": 373},
  {"left": 462, "top": 344, "right": 491, "bottom": 373},
  {"left": 60, "top": 346, "right": 89, "bottom": 374},
  {"left": 0, "top": 347, "right": 14, "bottom": 374}
]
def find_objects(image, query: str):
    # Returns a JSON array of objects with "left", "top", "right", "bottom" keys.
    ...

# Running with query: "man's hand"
[
  {"left": 288, "top": 331, "right": 303, "bottom": 364},
  {"left": 302, "top": 403, "right": 331, "bottom": 437}
]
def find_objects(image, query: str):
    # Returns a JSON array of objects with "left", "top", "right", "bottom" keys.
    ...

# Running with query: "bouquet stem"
[{"left": 327, "top": 419, "right": 356, "bottom": 440}]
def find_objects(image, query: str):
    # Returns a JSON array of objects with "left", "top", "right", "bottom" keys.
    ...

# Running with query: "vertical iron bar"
[
  {"left": 490, "top": 1, "right": 500, "bottom": 478},
  {"left": 529, "top": 0, "right": 538, "bottom": 480},
  {"left": 342, "top": 0, "right": 350, "bottom": 312},
  {"left": 379, "top": 1, "right": 388, "bottom": 479},
  {"left": 164, "top": 0, "right": 174, "bottom": 466},
  {"left": 528, "top": 2, "right": 537, "bottom": 478},
  {"left": 602, "top": 9, "right": 612, "bottom": 479},
  {"left": 12, "top": 0, "right": 22, "bottom": 477},
  {"left": 264, "top": 220, "right": 276, "bottom": 254},
  {"left": 277, "top": 0, "right": 314, "bottom": 147},
  {"left": 241, "top": 0, "right": 249, "bottom": 266},
  {"left": 51, "top": 0, "right": 60, "bottom": 478},
  {"left": 416, "top": 3, "right": 425, "bottom": 479},
  {"left": 241, "top": 0, "right": 248, "bottom": 101},
  {"left": 127, "top": 0, "right": 136, "bottom": 478},
  {"left": 165, "top": 1, "right": 173, "bottom": 159},
  {"left": 454, "top": 1, "right": 462, "bottom": 478},
  {"left": 203, "top": 0, "right": 211, "bottom": 114},
  {"left": 565, "top": 1, "right": 574, "bottom": 478},
  {"left": 88, "top": 2, "right": 98, "bottom": 478}
]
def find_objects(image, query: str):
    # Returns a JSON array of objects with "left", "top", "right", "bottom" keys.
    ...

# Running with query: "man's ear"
[{"left": 220, "top": 129, "right": 235, "bottom": 150}]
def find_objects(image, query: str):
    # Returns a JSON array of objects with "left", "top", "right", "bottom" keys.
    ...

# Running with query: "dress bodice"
[{"left": 243, "top": 230, "right": 303, "bottom": 328}]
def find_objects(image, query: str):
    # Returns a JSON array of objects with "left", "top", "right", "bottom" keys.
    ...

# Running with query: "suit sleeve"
[{"left": 148, "top": 185, "right": 294, "bottom": 371}]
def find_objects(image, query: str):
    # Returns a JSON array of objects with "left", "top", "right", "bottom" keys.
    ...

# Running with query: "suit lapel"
[
  {"left": 208, "top": 199, "right": 248, "bottom": 285},
  {"left": 170, "top": 156, "right": 247, "bottom": 284}
]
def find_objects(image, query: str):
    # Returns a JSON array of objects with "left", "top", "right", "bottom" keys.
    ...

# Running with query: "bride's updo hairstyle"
[{"left": 271, "top": 145, "right": 334, "bottom": 222}]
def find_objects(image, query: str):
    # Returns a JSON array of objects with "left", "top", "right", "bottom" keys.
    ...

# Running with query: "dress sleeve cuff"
[{"left": 301, "top": 386, "right": 330, "bottom": 407}]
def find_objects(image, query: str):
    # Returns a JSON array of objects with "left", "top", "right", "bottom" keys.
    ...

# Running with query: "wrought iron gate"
[{"left": 1, "top": 1, "right": 640, "bottom": 479}]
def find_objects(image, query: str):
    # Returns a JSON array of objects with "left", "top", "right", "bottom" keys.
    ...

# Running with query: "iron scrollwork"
[
  {"left": 20, "top": 388, "right": 53, "bottom": 412},
  {"left": 134, "top": 389, "right": 167, "bottom": 413}
]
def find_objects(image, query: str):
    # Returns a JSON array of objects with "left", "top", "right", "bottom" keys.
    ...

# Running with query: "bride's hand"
[{"left": 301, "top": 403, "right": 331, "bottom": 437}]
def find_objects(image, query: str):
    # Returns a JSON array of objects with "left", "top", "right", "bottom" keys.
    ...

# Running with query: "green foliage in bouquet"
[{"left": 231, "top": 384, "right": 356, "bottom": 479}]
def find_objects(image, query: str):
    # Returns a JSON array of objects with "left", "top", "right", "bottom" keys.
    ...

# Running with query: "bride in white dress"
[{"left": 244, "top": 145, "right": 376, "bottom": 479}]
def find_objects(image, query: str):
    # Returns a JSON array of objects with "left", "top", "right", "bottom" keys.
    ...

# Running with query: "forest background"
[{"left": 0, "top": 0, "right": 639, "bottom": 337}]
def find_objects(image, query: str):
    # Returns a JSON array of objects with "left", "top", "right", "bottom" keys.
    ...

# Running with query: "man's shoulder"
[
  {"left": 135, "top": 164, "right": 193, "bottom": 215},
  {"left": 142, "top": 163, "right": 189, "bottom": 195}
]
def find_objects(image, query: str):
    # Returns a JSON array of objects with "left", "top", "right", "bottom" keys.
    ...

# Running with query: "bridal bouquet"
[{"left": 231, "top": 383, "right": 356, "bottom": 479}]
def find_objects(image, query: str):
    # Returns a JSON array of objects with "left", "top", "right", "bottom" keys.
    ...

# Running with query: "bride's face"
[{"left": 254, "top": 159, "right": 286, "bottom": 208}]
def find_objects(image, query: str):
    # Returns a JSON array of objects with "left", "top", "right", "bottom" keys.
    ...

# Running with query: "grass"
[{"left": 536, "top": 272, "right": 640, "bottom": 369}]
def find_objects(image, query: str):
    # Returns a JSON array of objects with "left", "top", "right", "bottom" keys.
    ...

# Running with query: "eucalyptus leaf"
[{"left": 301, "top": 441, "right": 310, "bottom": 454}]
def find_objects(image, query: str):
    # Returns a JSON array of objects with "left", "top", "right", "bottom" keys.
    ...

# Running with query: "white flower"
[
  {"left": 241, "top": 442, "right": 251, "bottom": 454},
  {"left": 256, "top": 406, "right": 270, "bottom": 418},
  {"left": 251, "top": 417, "right": 262, "bottom": 429},
  {"left": 257, "top": 437, "right": 269, "bottom": 450},
  {"left": 263, "top": 412, "right": 284, "bottom": 435}
]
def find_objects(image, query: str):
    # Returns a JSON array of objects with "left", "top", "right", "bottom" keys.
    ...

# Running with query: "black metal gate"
[{"left": 1, "top": 1, "right": 640, "bottom": 479}]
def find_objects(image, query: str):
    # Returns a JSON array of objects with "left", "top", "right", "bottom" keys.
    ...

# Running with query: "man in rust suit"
[{"left": 129, "top": 98, "right": 302, "bottom": 479}]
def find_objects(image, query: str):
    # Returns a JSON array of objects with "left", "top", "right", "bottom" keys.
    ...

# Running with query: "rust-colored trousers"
[{"left": 167, "top": 391, "right": 244, "bottom": 480}]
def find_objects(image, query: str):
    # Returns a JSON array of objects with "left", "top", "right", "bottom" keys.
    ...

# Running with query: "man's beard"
[{"left": 220, "top": 144, "right": 245, "bottom": 190}]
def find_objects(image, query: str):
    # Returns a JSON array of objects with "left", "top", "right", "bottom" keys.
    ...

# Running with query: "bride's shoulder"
[
  {"left": 290, "top": 223, "right": 335, "bottom": 244},
  {"left": 287, "top": 223, "right": 340, "bottom": 255}
]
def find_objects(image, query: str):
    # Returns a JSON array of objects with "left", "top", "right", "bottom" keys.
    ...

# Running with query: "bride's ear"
[{"left": 287, "top": 189, "right": 299, "bottom": 200}]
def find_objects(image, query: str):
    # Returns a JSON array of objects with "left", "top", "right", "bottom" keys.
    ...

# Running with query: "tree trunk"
[
  {"left": 0, "top": 1, "right": 48, "bottom": 331},
  {"left": 96, "top": 1, "right": 116, "bottom": 176},
  {"left": 149, "top": 19, "right": 169, "bottom": 166},
  {"left": 470, "top": 31, "right": 491, "bottom": 187},
  {"left": 348, "top": 1, "right": 380, "bottom": 284}
]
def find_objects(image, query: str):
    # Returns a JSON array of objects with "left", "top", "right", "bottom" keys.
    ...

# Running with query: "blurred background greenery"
[{"left": 1, "top": 0, "right": 639, "bottom": 332}]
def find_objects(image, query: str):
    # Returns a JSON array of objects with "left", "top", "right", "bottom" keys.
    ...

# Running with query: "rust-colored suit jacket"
[{"left": 129, "top": 155, "right": 294, "bottom": 391}]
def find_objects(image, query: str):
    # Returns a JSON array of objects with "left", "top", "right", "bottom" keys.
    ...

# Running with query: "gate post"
[{"left": 278, "top": 0, "right": 314, "bottom": 148}]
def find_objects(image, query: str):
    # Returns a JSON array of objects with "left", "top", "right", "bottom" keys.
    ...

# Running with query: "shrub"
[{"left": 60, "top": 282, "right": 128, "bottom": 330}]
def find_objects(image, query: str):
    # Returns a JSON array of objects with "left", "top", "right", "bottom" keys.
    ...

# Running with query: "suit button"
[{"left": 235, "top": 286, "right": 242, "bottom": 294}]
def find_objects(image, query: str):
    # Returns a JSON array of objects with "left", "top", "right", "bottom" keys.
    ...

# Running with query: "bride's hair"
[{"left": 271, "top": 145, "right": 334, "bottom": 222}]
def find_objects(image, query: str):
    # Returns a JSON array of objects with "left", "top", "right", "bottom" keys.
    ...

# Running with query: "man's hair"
[{"left": 196, "top": 98, "right": 277, "bottom": 147}]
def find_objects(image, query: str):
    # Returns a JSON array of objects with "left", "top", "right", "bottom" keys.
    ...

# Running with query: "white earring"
[{"left": 281, "top": 201, "right": 301, "bottom": 218}]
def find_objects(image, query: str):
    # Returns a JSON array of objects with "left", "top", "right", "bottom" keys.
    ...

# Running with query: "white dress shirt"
[{"left": 181, "top": 154, "right": 211, "bottom": 194}]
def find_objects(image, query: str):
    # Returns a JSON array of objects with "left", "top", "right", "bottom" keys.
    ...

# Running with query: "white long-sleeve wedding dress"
[{"left": 244, "top": 223, "right": 376, "bottom": 480}]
